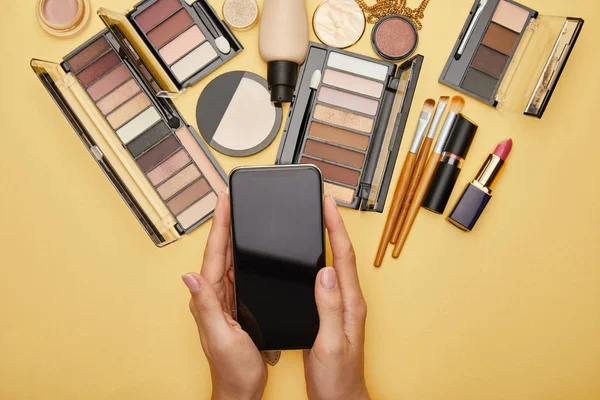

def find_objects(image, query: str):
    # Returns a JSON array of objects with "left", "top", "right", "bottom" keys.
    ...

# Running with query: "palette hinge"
[
  {"left": 55, "top": 73, "right": 79, "bottom": 91},
  {"left": 90, "top": 146, "right": 104, "bottom": 161}
]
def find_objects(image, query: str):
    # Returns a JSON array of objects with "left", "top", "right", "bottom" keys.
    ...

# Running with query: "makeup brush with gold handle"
[
  {"left": 391, "top": 96, "right": 449, "bottom": 244},
  {"left": 374, "top": 99, "right": 435, "bottom": 267},
  {"left": 392, "top": 96, "right": 465, "bottom": 257}
]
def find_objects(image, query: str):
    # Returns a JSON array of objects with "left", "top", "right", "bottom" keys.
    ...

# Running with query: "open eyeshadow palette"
[
  {"left": 440, "top": 0, "right": 583, "bottom": 118},
  {"left": 32, "top": 29, "right": 228, "bottom": 247},
  {"left": 277, "top": 43, "right": 423, "bottom": 212},
  {"left": 98, "top": 0, "right": 241, "bottom": 96}
]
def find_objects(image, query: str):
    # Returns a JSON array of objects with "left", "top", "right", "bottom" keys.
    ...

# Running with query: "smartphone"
[{"left": 229, "top": 165, "right": 326, "bottom": 351}]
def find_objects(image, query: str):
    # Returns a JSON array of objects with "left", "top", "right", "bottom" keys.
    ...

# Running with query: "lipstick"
[
  {"left": 448, "top": 139, "right": 513, "bottom": 231},
  {"left": 422, "top": 114, "right": 478, "bottom": 214}
]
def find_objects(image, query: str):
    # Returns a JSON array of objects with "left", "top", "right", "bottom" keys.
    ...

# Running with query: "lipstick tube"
[
  {"left": 448, "top": 139, "right": 512, "bottom": 231},
  {"left": 422, "top": 114, "right": 478, "bottom": 214}
]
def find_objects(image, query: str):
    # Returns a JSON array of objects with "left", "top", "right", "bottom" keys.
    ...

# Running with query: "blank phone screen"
[{"left": 230, "top": 166, "right": 325, "bottom": 350}]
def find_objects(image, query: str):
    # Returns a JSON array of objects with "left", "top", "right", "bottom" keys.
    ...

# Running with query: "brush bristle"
[
  {"left": 310, "top": 70, "right": 322, "bottom": 90},
  {"left": 423, "top": 99, "right": 436, "bottom": 113},
  {"left": 449, "top": 96, "right": 465, "bottom": 113},
  {"left": 439, "top": 96, "right": 450, "bottom": 105}
]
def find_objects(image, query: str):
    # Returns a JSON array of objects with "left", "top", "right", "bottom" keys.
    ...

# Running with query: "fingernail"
[
  {"left": 327, "top": 195, "right": 337, "bottom": 207},
  {"left": 320, "top": 267, "right": 337, "bottom": 290},
  {"left": 182, "top": 274, "right": 201, "bottom": 295}
]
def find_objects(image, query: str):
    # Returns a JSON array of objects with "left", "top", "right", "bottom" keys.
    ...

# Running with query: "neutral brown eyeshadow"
[
  {"left": 76, "top": 51, "right": 121, "bottom": 87},
  {"left": 304, "top": 139, "right": 365, "bottom": 169},
  {"left": 106, "top": 92, "right": 151, "bottom": 129},
  {"left": 313, "top": 104, "right": 373, "bottom": 133},
  {"left": 481, "top": 22, "right": 519, "bottom": 56},
  {"left": 301, "top": 157, "right": 360, "bottom": 187},
  {"left": 67, "top": 36, "right": 110, "bottom": 73},
  {"left": 323, "top": 182, "right": 356, "bottom": 204},
  {"left": 96, "top": 79, "right": 141, "bottom": 115},
  {"left": 137, "top": 135, "right": 181, "bottom": 172},
  {"left": 471, "top": 46, "right": 509, "bottom": 78},
  {"left": 136, "top": 0, "right": 182, "bottom": 32},
  {"left": 166, "top": 178, "right": 211, "bottom": 215},
  {"left": 147, "top": 9, "right": 193, "bottom": 49},
  {"left": 309, "top": 122, "right": 370, "bottom": 151}
]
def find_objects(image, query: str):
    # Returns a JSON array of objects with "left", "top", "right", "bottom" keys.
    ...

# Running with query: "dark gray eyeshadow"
[
  {"left": 127, "top": 121, "right": 171, "bottom": 158},
  {"left": 461, "top": 68, "right": 498, "bottom": 101}
]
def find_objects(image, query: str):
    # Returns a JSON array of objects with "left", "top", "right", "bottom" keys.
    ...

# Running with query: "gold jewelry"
[{"left": 354, "top": 0, "right": 431, "bottom": 29}]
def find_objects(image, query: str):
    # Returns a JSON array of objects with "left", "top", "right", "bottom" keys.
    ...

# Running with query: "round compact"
[
  {"left": 196, "top": 71, "right": 282, "bottom": 157},
  {"left": 371, "top": 15, "right": 418, "bottom": 62},
  {"left": 313, "top": 0, "right": 366, "bottom": 49},
  {"left": 36, "top": 0, "right": 91, "bottom": 38},
  {"left": 222, "top": 0, "right": 259, "bottom": 31}
]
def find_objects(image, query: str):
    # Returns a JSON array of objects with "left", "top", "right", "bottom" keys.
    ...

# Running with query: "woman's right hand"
[{"left": 303, "top": 196, "right": 371, "bottom": 400}]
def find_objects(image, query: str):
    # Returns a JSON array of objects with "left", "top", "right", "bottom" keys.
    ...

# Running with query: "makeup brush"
[
  {"left": 187, "top": 0, "right": 232, "bottom": 54},
  {"left": 455, "top": 0, "right": 488, "bottom": 60},
  {"left": 294, "top": 70, "right": 321, "bottom": 162},
  {"left": 374, "top": 98, "right": 435, "bottom": 267},
  {"left": 391, "top": 96, "right": 465, "bottom": 258},
  {"left": 391, "top": 96, "right": 449, "bottom": 244}
]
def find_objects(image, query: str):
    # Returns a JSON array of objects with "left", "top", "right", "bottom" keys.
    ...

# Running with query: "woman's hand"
[
  {"left": 304, "top": 196, "right": 370, "bottom": 400},
  {"left": 182, "top": 193, "right": 267, "bottom": 400}
]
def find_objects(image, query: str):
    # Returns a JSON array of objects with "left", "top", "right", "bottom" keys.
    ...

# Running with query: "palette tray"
[
  {"left": 32, "top": 29, "right": 227, "bottom": 246},
  {"left": 277, "top": 43, "right": 423, "bottom": 212}
]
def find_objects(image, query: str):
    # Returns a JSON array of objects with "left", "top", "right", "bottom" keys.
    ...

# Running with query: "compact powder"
[
  {"left": 36, "top": 0, "right": 90, "bottom": 37},
  {"left": 223, "top": 0, "right": 259, "bottom": 31},
  {"left": 196, "top": 71, "right": 282, "bottom": 157},
  {"left": 371, "top": 15, "right": 418, "bottom": 61},
  {"left": 313, "top": 0, "right": 366, "bottom": 48}
]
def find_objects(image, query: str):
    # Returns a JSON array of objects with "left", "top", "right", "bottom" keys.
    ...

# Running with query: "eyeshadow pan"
[
  {"left": 96, "top": 79, "right": 141, "bottom": 115},
  {"left": 147, "top": 149, "right": 191, "bottom": 186},
  {"left": 159, "top": 25, "right": 205, "bottom": 65},
  {"left": 126, "top": 121, "right": 172, "bottom": 158},
  {"left": 313, "top": 104, "right": 373, "bottom": 133},
  {"left": 309, "top": 122, "right": 370, "bottom": 151},
  {"left": 157, "top": 164, "right": 201, "bottom": 199},
  {"left": 77, "top": 51, "right": 121, "bottom": 87},
  {"left": 166, "top": 178, "right": 211, "bottom": 214},
  {"left": 116, "top": 107, "right": 161, "bottom": 144},
  {"left": 175, "top": 127, "right": 227, "bottom": 194},
  {"left": 322, "top": 69, "right": 384, "bottom": 98},
  {"left": 461, "top": 68, "right": 498, "bottom": 100},
  {"left": 147, "top": 9, "right": 193, "bottom": 49},
  {"left": 481, "top": 22, "right": 519, "bottom": 55},
  {"left": 136, "top": 0, "right": 182, "bottom": 32},
  {"left": 86, "top": 64, "right": 132, "bottom": 101},
  {"left": 327, "top": 51, "right": 388, "bottom": 81},
  {"left": 106, "top": 92, "right": 151, "bottom": 129},
  {"left": 137, "top": 135, "right": 181, "bottom": 172},
  {"left": 318, "top": 86, "right": 379, "bottom": 116},
  {"left": 302, "top": 157, "right": 360, "bottom": 187},
  {"left": 323, "top": 182, "right": 356, "bottom": 204},
  {"left": 304, "top": 139, "right": 365, "bottom": 169},
  {"left": 67, "top": 36, "right": 110, "bottom": 73},
  {"left": 177, "top": 191, "right": 217, "bottom": 229},
  {"left": 492, "top": 0, "right": 530, "bottom": 33},
  {"left": 170, "top": 42, "right": 218, "bottom": 82},
  {"left": 471, "top": 46, "right": 509, "bottom": 79}
]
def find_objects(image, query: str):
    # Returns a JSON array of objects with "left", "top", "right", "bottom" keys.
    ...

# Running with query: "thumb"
[
  {"left": 314, "top": 267, "right": 345, "bottom": 342},
  {"left": 182, "top": 273, "right": 231, "bottom": 341}
]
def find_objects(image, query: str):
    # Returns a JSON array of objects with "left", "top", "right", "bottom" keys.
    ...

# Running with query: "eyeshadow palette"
[
  {"left": 98, "top": 0, "right": 242, "bottom": 96},
  {"left": 440, "top": 0, "right": 583, "bottom": 118},
  {"left": 277, "top": 43, "right": 423, "bottom": 212},
  {"left": 32, "top": 30, "right": 227, "bottom": 246}
]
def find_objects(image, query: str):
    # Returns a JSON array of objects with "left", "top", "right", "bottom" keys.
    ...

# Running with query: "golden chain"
[{"left": 354, "top": 0, "right": 431, "bottom": 29}]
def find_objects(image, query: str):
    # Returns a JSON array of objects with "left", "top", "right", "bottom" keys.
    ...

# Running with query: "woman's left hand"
[{"left": 182, "top": 193, "right": 267, "bottom": 400}]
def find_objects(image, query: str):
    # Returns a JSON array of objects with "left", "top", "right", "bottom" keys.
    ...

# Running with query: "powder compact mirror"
[
  {"left": 277, "top": 43, "right": 423, "bottom": 212},
  {"left": 371, "top": 15, "right": 418, "bottom": 62}
]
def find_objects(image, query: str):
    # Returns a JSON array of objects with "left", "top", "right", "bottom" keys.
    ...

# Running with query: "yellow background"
[{"left": 2, "top": 0, "right": 599, "bottom": 398}]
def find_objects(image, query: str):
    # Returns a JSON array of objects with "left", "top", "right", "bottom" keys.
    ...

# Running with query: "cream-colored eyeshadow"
[
  {"left": 177, "top": 191, "right": 217, "bottom": 229},
  {"left": 106, "top": 92, "right": 151, "bottom": 129},
  {"left": 171, "top": 42, "right": 218, "bottom": 82},
  {"left": 116, "top": 107, "right": 161, "bottom": 144},
  {"left": 96, "top": 79, "right": 141, "bottom": 115},
  {"left": 324, "top": 182, "right": 356, "bottom": 204}
]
